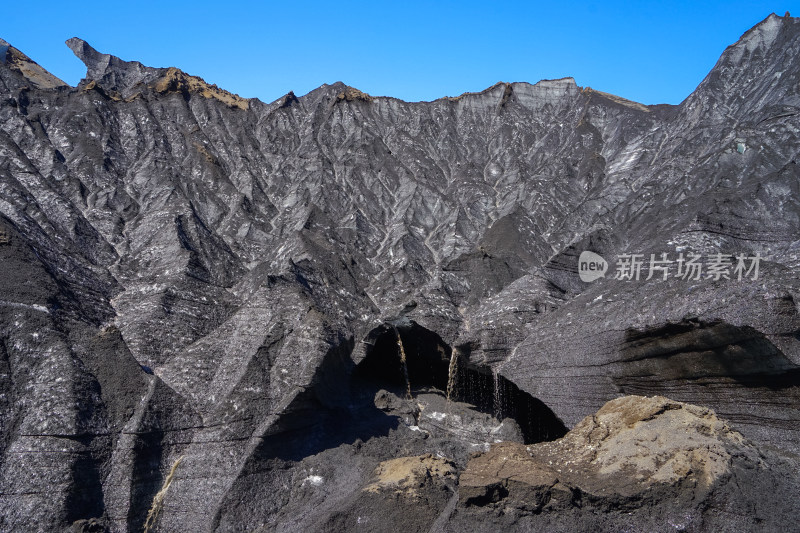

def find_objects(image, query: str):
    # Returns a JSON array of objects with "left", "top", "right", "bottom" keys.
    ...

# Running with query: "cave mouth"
[
  {"left": 352, "top": 321, "right": 567, "bottom": 444},
  {"left": 353, "top": 322, "right": 451, "bottom": 396}
]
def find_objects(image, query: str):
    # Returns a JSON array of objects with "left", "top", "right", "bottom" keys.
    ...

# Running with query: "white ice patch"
[
  {"left": 0, "top": 301, "right": 49, "bottom": 314},
  {"left": 303, "top": 475, "right": 324, "bottom": 486},
  {"left": 607, "top": 144, "right": 644, "bottom": 175},
  {"left": 428, "top": 411, "right": 447, "bottom": 421}
]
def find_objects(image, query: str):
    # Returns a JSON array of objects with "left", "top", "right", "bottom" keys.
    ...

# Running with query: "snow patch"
[{"left": 303, "top": 475, "right": 324, "bottom": 486}]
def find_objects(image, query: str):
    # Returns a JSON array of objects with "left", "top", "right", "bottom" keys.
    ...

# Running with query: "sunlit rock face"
[
  {"left": 1, "top": 13, "right": 800, "bottom": 532},
  {"left": 452, "top": 396, "right": 796, "bottom": 532}
]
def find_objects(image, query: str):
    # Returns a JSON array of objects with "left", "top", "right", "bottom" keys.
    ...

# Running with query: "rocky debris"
[
  {"left": 544, "top": 395, "right": 748, "bottom": 492},
  {"left": 414, "top": 392, "right": 526, "bottom": 446},
  {"left": 71, "top": 517, "right": 108, "bottom": 532},
  {"left": 454, "top": 395, "right": 800, "bottom": 531},
  {"left": 459, "top": 442, "right": 561, "bottom": 510},
  {"left": 374, "top": 389, "right": 525, "bottom": 447},
  {"left": 1, "top": 12, "right": 800, "bottom": 532},
  {"left": 364, "top": 453, "right": 456, "bottom": 496},
  {"left": 313, "top": 454, "right": 457, "bottom": 533},
  {"left": 373, "top": 388, "right": 419, "bottom": 425}
]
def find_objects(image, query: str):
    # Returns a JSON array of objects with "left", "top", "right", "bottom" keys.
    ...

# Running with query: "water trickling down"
[
  {"left": 446, "top": 348, "right": 460, "bottom": 402},
  {"left": 354, "top": 321, "right": 568, "bottom": 443},
  {"left": 493, "top": 370, "right": 504, "bottom": 420},
  {"left": 394, "top": 326, "right": 413, "bottom": 400}
]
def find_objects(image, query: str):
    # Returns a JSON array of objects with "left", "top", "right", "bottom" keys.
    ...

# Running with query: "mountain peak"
[
  {"left": 679, "top": 12, "right": 800, "bottom": 117},
  {"left": 738, "top": 12, "right": 787, "bottom": 53},
  {"left": 64, "top": 38, "right": 248, "bottom": 108},
  {"left": 65, "top": 37, "right": 117, "bottom": 80},
  {"left": 65, "top": 37, "right": 165, "bottom": 98},
  {"left": 0, "top": 37, "right": 67, "bottom": 89}
]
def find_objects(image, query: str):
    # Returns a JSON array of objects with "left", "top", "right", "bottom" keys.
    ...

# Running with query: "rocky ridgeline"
[{"left": 1, "top": 13, "right": 800, "bottom": 532}]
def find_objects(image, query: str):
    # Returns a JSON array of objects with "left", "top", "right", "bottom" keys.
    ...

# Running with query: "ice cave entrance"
[{"left": 353, "top": 321, "right": 567, "bottom": 444}]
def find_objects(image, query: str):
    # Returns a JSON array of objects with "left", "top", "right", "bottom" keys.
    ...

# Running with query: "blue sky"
[{"left": 3, "top": 1, "right": 799, "bottom": 105}]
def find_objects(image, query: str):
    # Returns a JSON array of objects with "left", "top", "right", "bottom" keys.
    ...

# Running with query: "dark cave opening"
[
  {"left": 255, "top": 322, "right": 568, "bottom": 463},
  {"left": 352, "top": 322, "right": 567, "bottom": 444},
  {"left": 353, "top": 323, "right": 451, "bottom": 395},
  {"left": 447, "top": 359, "right": 568, "bottom": 444}
]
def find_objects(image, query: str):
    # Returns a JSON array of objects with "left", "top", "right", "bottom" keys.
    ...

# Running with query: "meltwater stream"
[
  {"left": 446, "top": 347, "right": 460, "bottom": 402},
  {"left": 393, "top": 326, "right": 413, "bottom": 400}
]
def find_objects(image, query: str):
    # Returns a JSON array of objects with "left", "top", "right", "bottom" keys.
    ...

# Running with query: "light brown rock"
[
  {"left": 364, "top": 454, "right": 456, "bottom": 497},
  {"left": 461, "top": 395, "right": 763, "bottom": 510}
]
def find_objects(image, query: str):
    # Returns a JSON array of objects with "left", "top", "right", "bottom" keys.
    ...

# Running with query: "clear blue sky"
[{"left": 3, "top": 1, "right": 799, "bottom": 105}]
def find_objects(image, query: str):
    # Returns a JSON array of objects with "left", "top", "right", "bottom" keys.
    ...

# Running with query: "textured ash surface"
[{"left": 1, "top": 13, "right": 800, "bottom": 532}]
